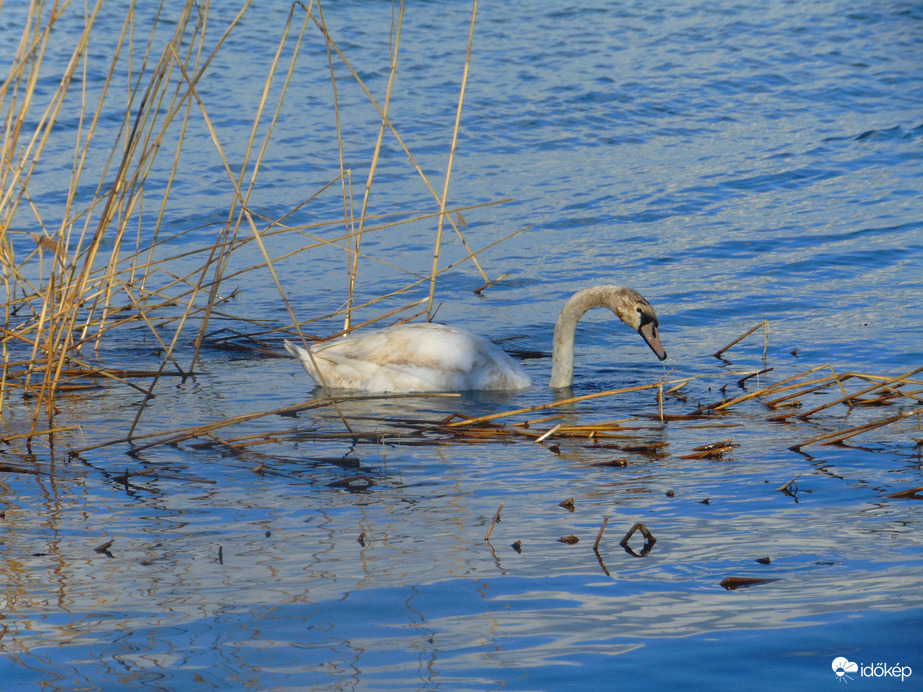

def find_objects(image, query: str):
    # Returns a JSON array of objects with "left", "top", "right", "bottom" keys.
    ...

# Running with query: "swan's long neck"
[{"left": 549, "top": 286, "right": 640, "bottom": 388}]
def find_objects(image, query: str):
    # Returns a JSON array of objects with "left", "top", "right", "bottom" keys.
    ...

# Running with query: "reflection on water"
[
  {"left": 2, "top": 0, "right": 923, "bottom": 689},
  {"left": 2, "top": 371, "right": 922, "bottom": 688}
]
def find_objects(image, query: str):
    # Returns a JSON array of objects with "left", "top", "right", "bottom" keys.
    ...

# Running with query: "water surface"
[{"left": 1, "top": 1, "right": 921, "bottom": 689}]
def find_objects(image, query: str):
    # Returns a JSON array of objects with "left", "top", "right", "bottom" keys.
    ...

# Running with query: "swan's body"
[
  {"left": 284, "top": 323, "right": 530, "bottom": 392},
  {"left": 284, "top": 285, "right": 666, "bottom": 393}
]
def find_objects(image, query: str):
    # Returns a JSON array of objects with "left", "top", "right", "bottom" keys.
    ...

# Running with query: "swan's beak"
[{"left": 638, "top": 320, "right": 667, "bottom": 361}]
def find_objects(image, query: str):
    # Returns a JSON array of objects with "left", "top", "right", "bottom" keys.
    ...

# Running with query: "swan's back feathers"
[{"left": 284, "top": 323, "right": 530, "bottom": 392}]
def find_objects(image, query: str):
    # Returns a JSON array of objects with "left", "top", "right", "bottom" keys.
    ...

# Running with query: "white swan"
[{"left": 283, "top": 285, "right": 666, "bottom": 392}]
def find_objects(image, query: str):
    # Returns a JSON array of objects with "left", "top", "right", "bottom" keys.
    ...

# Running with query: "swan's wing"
[
  {"left": 287, "top": 325, "right": 529, "bottom": 391},
  {"left": 284, "top": 338, "right": 387, "bottom": 389}
]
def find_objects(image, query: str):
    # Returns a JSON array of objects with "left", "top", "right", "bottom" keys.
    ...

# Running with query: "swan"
[{"left": 283, "top": 285, "right": 666, "bottom": 392}]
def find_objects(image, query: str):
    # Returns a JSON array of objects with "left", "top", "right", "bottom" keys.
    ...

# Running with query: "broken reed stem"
[
  {"left": 619, "top": 522, "right": 656, "bottom": 549},
  {"left": 777, "top": 474, "right": 800, "bottom": 492},
  {"left": 593, "top": 514, "right": 609, "bottom": 552},
  {"left": 711, "top": 364, "right": 842, "bottom": 412},
  {"left": 511, "top": 414, "right": 564, "bottom": 428},
  {"left": 828, "top": 364, "right": 854, "bottom": 408},
  {"left": 535, "top": 423, "right": 563, "bottom": 443},
  {"left": 447, "top": 379, "right": 684, "bottom": 428},
  {"left": 737, "top": 367, "right": 772, "bottom": 387},
  {"left": 0, "top": 425, "right": 81, "bottom": 446},
  {"left": 712, "top": 320, "right": 769, "bottom": 359},
  {"left": 71, "top": 397, "right": 330, "bottom": 456},
  {"left": 764, "top": 374, "right": 850, "bottom": 408},
  {"left": 70, "top": 391, "right": 460, "bottom": 456},
  {"left": 793, "top": 366, "right": 923, "bottom": 420},
  {"left": 474, "top": 272, "right": 511, "bottom": 295},
  {"left": 484, "top": 503, "right": 503, "bottom": 541},
  {"left": 790, "top": 408, "right": 923, "bottom": 451}
]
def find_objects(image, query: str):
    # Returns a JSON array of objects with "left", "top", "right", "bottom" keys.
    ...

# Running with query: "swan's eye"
[{"left": 638, "top": 311, "right": 658, "bottom": 329}]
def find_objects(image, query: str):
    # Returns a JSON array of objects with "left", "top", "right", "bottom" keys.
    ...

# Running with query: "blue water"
[{"left": 1, "top": 1, "right": 922, "bottom": 689}]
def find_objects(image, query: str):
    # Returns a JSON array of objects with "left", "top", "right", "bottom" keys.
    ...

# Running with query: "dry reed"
[{"left": 0, "top": 0, "right": 521, "bottom": 448}]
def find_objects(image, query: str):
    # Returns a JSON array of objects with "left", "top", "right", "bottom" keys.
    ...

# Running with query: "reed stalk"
[
  {"left": 307, "top": 7, "right": 493, "bottom": 297},
  {"left": 713, "top": 320, "right": 769, "bottom": 359},
  {"left": 349, "top": 1, "right": 404, "bottom": 329},
  {"left": 427, "top": 0, "right": 481, "bottom": 319}
]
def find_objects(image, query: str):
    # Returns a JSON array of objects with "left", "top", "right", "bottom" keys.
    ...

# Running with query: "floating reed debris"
[
  {"left": 445, "top": 381, "right": 681, "bottom": 429},
  {"left": 697, "top": 364, "right": 831, "bottom": 413},
  {"left": 791, "top": 367, "right": 923, "bottom": 420},
  {"left": 0, "top": 463, "right": 44, "bottom": 476},
  {"left": 56, "top": 361, "right": 920, "bottom": 465},
  {"left": 712, "top": 320, "right": 769, "bottom": 360},
  {"left": 93, "top": 539, "right": 115, "bottom": 555},
  {"left": 511, "top": 539, "right": 522, "bottom": 553},
  {"left": 327, "top": 474, "right": 375, "bottom": 491},
  {"left": 693, "top": 365, "right": 923, "bottom": 426},
  {"left": 474, "top": 272, "right": 512, "bottom": 295},
  {"left": 593, "top": 514, "right": 610, "bottom": 552},
  {"left": 0, "top": 425, "right": 81, "bottom": 446},
  {"left": 535, "top": 424, "right": 564, "bottom": 443},
  {"left": 777, "top": 474, "right": 801, "bottom": 493},
  {"left": 681, "top": 439, "right": 738, "bottom": 460},
  {"left": 719, "top": 577, "right": 779, "bottom": 590},
  {"left": 484, "top": 504, "right": 503, "bottom": 541},
  {"left": 738, "top": 367, "right": 773, "bottom": 387},
  {"left": 112, "top": 468, "right": 157, "bottom": 485},
  {"left": 790, "top": 408, "right": 923, "bottom": 452},
  {"left": 619, "top": 522, "right": 656, "bottom": 557},
  {"left": 619, "top": 441, "right": 668, "bottom": 454},
  {"left": 594, "top": 458, "right": 628, "bottom": 467},
  {"left": 887, "top": 486, "right": 923, "bottom": 500}
]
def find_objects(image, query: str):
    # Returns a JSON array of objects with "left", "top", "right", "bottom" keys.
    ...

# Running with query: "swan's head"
[{"left": 620, "top": 291, "right": 667, "bottom": 361}]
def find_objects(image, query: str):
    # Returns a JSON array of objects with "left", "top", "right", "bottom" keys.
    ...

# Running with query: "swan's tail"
[
  {"left": 282, "top": 339, "right": 307, "bottom": 360},
  {"left": 283, "top": 339, "right": 322, "bottom": 383}
]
